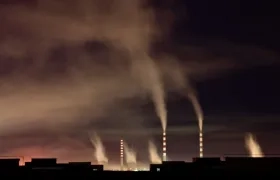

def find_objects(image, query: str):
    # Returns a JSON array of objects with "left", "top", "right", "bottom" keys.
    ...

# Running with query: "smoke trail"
[
  {"left": 180, "top": 85, "right": 204, "bottom": 157},
  {"left": 123, "top": 141, "right": 137, "bottom": 165},
  {"left": 187, "top": 92, "right": 203, "bottom": 132},
  {"left": 188, "top": 92, "right": 204, "bottom": 158},
  {"left": 131, "top": 57, "right": 167, "bottom": 131},
  {"left": 0, "top": 0, "right": 236, "bottom": 147},
  {"left": 148, "top": 140, "right": 162, "bottom": 164},
  {"left": 147, "top": 60, "right": 167, "bottom": 132},
  {"left": 122, "top": 0, "right": 168, "bottom": 133},
  {"left": 166, "top": 60, "right": 203, "bottom": 132},
  {"left": 0, "top": 0, "right": 162, "bottom": 134},
  {"left": 90, "top": 133, "right": 108, "bottom": 164},
  {"left": 245, "top": 133, "right": 264, "bottom": 157},
  {"left": 0, "top": 0, "right": 170, "bottom": 134}
]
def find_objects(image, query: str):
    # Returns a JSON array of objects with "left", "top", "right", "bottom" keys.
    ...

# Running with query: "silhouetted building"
[
  {"left": 224, "top": 157, "right": 280, "bottom": 171},
  {"left": 193, "top": 157, "right": 221, "bottom": 167},
  {"left": 150, "top": 161, "right": 191, "bottom": 172},
  {"left": 97, "top": 161, "right": 108, "bottom": 170},
  {"left": 92, "top": 165, "right": 104, "bottom": 171},
  {"left": 150, "top": 164, "right": 161, "bottom": 172},
  {"left": 0, "top": 157, "right": 279, "bottom": 177},
  {"left": 67, "top": 162, "right": 103, "bottom": 172},
  {"left": 0, "top": 158, "right": 20, "bottom": 168},
  {"left": 68, "top": 162, "right": 91, "bottom": 168},
  {"left": 30, "top": 158, "right": 57, "bottom": 167}
]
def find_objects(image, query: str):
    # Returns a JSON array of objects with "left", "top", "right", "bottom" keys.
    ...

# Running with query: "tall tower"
[
  {"left": 199, "top": 130, "right": 203, "bottom": 158},
  {"left": 120, "top": 139, "right": 124, "bottom": 170},
  {"left": 162, "top": 131, "right": 167, "bottom": 161}
]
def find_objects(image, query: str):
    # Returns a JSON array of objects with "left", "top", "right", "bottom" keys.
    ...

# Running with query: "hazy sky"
[{"left": 0, "top": 0, "right": 279, "bottom": 163}]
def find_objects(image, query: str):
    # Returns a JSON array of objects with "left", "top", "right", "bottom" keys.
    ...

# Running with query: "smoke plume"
[
  {"left": 90, "top": 133, "right": 108, "bottom": 164},
  {"left": 131, "top": 57, "right": 167, "bottom": 131},
  {"left": 0, "top": 0, "right": 275, "bottom": 164},
  {"left": 123, "top": 141, "right": 137, "bottom": 165},
  {"left": 148, "top": 140, "right": 162, "bottom": 164},
  {"left": 0, "top": 0, "right": 172, "bottom": 135},
  {"left": 245, "top": 133, "right": 264, "bottom": 157},
  {"left": 187, "top": 92, "right": 203, "bottom": 132},
  {"left": 166, "top": 60, "right": 203, "bottom": 133}
]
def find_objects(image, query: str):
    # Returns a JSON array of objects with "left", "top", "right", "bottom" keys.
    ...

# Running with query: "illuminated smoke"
[
  {"left": 90, "top": 133, "right": 108, "bottom": 164},
  {"left": 148, "top": 140, "right": 162, "bottom": 164},
  {"left": 188, "top": 92, "right": 204, "bottom": 157},
  {"left": 245, "top": 133, "right": 264, "bottom": 157},
  {"left": 164, "top": 60, "right": 204, "bottom": 132},
  {"left": 147, "top": 60, "right": 167, "bottom": 132},
  {"left": 187, "top": 92, "right": 203, "bottom": 132},
  {"left": 131, "top": 57, "right": 167, "bottom": 131},
  {"left": 123, "top": 141, "right": 137, "bottom": 165},
  {"left": 122, "top": 0, "right": 167, "bottom": 133},
  {"left": 0, "top": 0, "right": 236, "bottom": 159},
  {"left": 178, "top": 78, "right": 204, "bottom": 157},
  {"left": 0, "top": 0, "right": 171, "bottom": 135}
]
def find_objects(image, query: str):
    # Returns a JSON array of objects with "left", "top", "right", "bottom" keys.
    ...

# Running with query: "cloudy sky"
[{"left": 0, "top": 0, "right": 279, "bottom": 164}]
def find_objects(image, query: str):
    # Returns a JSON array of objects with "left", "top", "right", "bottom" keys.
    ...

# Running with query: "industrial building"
[{"left": 0, "top": 157, "right": 279, "bottom": 177}]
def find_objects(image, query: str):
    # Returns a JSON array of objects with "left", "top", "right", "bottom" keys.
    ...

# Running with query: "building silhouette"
[{"left": 0, "top": 157, "right": 279, "bottom": 177}]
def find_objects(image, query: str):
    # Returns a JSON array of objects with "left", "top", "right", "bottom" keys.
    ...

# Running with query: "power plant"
[{"left": 79, "top": 128, "right": 264, "bottom": 171}]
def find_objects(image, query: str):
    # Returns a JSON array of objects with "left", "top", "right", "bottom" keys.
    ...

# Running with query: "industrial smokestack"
[
  {"left": 162, "top": 131, "right": 167, "bottom": 161},
  {"left": 120, "top": 139, "right": 124, "bottom": 170},
  {"left": 199, "top": 130, "right": 203, "bottom": 158},
  {"left": 187, "top": 93, "right": 204, "bottom": 158}
]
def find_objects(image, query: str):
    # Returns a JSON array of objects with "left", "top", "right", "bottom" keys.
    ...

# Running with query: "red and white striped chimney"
[
  {"left": 199, "top": 130, "right": 203, "bottom": 158},
  {"left": 120, "top": 139, "right": 124, "bottom": 170},
  {"left": 162, "top": 131, "right": 167, "bottom": 161}
]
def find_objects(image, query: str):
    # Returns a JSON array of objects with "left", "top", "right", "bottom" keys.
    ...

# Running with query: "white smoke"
[
  {"left": 188, "top": 92, "right": 203, "bottom": 132},
  {"left": 131, "top": 57, "right": 167, "bottom": 131},
  {"left": 123, "top": 141, "right": 137, "bottom": 164},
  {"left": 148, "top": 140, "right": 162, "bottom": 164},
  {"left": 90, "top": 133, "right": 108, "bottom": 164},
  {"left": 0, "top": 0, "right": 268, "bottom": 162},
  {"left": 245, "top": 133, "right": 264, "bottom": 157},
  {"left": 0, "top": 0, "right": 171, "bottom": 135}
]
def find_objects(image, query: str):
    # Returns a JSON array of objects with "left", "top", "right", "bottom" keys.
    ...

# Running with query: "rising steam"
[
  {"left": 0, "top": 0, "right": 242, "bottom": 160},
  {"left": 125, "top": 0, "right": 167, "bottom": 132},
  {"left": 0, "top": 0, "right": 172, "bottom": 135},
  {"left": 245, "top": 133, "right": 264, "bottom": 157},
  {"left": 171, "top": 64, "right": 203, "bottom": 132},
  {"left": 188, "top": 92, "right": 203, "bottom": 132},
  {"left": 90, "top": 133, "right": 108, "bottom": 164},
  {"left": 131, "top": 57, "right": 167, "bottom": 131},
  {"left": 147, "top": 60, "right": 167, "bottom": 132},
  {"left": 148, "top": 140, "right": 162, "bottom": 164},
  {"left": 123, "top": 141, "right": 137, "bottom": 165}
]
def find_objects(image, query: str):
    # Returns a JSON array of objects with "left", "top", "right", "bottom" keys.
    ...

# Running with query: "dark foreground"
[{"left": 1, "top": 157, "right": 280, "bottom": 178}]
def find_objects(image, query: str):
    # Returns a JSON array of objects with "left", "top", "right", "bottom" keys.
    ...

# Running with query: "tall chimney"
[
  {"left": 162, "top": 131, "right": 167, "bottom": 161},
  {"left": 120, "top": 139, "right": 124, "bottom": 170},
  {"left": 199, "top": 130, "right": 203, "bottom": 158}
]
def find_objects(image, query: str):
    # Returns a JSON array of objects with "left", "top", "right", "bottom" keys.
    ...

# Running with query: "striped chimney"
[
  {"left": 162, "top": 131, "right": 167, "bottom": 161},
  {"left": 120, "top": 139, "right": 124, "bottom": 170}
]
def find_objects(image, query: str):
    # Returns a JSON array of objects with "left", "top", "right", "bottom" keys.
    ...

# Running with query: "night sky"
[{"left": 0, "top": 0, "right": 279, "bottom": 163}]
